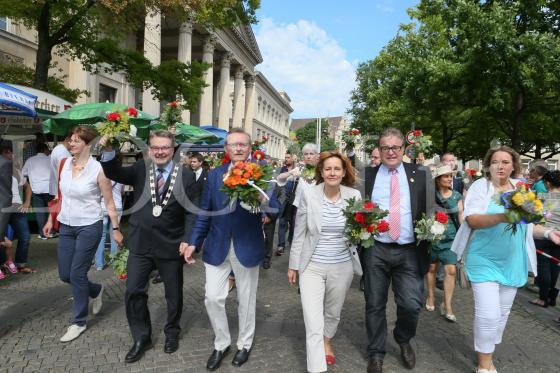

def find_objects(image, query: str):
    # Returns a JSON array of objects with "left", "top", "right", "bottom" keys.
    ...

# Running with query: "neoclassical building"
[{"left": 0, "top": 13, "right": 292, "bottom": 159}]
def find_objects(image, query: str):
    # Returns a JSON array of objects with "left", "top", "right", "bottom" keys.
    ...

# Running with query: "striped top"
[{"left": 311, "top": 196, "right": 351, "bottom": 264}]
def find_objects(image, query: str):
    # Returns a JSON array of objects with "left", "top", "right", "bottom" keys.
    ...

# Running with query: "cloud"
[{"left": 254, "top": 18, "right": 356, "bottom": 118}]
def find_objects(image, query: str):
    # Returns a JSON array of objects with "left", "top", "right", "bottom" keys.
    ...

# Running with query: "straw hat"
[{"left": 432, "top": 164, "right": 455, "bottom": 179}]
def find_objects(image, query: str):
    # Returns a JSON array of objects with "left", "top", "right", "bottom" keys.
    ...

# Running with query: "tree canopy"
[
  {"left": 0, "top": 0, "right": 260, "bottom": 108},
  {"left": 294, "top": 119, "right": 337, "bottom": 152},
  {"left": 349, "top": 0, "right": 560, "bottom": 160}
]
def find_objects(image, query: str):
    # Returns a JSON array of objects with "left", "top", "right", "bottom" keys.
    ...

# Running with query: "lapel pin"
[{"left": 410, "top": 178, "right": 415, "bottom": 183}]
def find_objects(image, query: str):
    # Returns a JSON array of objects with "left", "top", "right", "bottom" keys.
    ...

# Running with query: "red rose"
[
  {"left": 125, "top": 107, "right": 138, "bottom": 117},
  {"left": 107, "top": 112, "right": 120, "bottom": 122},
  {"left": 354, "top": 212, "right": 366, "bottom": 224},
  {"left": 363, "top": 201, "right": 376, "bottom": 209},
  {"left": 467, "top": 169, "right": 476, "bottom": 176},
  {"left": 435, "top": 211, "right": 448, "bottom": 224},
  {"left": 377, "top": 220, "right": 389, "bottom": 232},
  {"left": 262, "top": 136, "right": 268, "bottom": 142},
  {"left": 168, "top": 101, "right": 178, "bottom": 108},
  {"left": 221, "top": 153, "right": 231, "bottom": 165},
  {"left": 413, "top": 130, "right": 422, "bottom": 137},
  {"left": 352, "top": 129, "right": 360, "bottom": 135},
  {"left": 117, "top": 274, "right": 127, "bottom": 280},
  {"left": 367, "top": 225, "right": 375, "bottom": 233},
  {"left": 253, "top": 150, "right": 265, "bottom": 160}
]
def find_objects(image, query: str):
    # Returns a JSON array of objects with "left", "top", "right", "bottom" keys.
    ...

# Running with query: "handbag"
[
  {"left": 456, "top": 259, "right": 471, "bottom": 289},
  {"left": 47, "top": 158, "right": 67, "bottom": 231}
]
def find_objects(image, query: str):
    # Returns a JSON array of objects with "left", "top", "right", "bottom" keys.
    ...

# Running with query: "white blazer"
[{"left": 289, "top": 183, "right": 363, "bottom": 275}]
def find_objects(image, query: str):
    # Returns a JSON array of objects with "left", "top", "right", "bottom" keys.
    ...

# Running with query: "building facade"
[{"left": 0, "top": 13, "right": 291, "bottom": 158}]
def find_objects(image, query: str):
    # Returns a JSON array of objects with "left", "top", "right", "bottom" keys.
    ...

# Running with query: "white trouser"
[
  {"left": 204, "top": 243, "right": 259, "bottom": 351},
  {"left": 299, "top": 260, "right": 354, "bottom": 373},
  {"left": 472, "top": 281, "right": 517, "bottom": 353}
]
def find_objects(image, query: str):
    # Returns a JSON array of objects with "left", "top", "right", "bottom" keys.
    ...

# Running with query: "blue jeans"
[
  {"left": 277, "top": 216, "right": 288, "bottom": 248},
  {"left": 94, "top": 213, "right": 122, "bottom": 269},
  {"left": 57, "top": 221, "right": 103, "bottom": 326},
  {"left": 9, "top": 213, "right": 31, "bottom": 266},
  {"left": 31, "top": 193, "right": 52, "bottom": 237}
]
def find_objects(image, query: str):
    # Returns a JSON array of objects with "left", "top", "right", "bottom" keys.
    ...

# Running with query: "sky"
[{"left": 253, "top": 0, "right": 419, "bottom": 119}]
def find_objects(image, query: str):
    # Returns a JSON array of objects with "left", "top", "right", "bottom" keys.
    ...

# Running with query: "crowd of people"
[{"left": 1, "top": 126, "right": 560, "bottom": 373}]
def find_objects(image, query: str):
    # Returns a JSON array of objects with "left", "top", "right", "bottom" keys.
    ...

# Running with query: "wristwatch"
[
  {"left": 113, "top": 226, "right": 120, "bottom": 231},
  {"left": 544, "top": 229, "right": 553, "bottom": 240}
]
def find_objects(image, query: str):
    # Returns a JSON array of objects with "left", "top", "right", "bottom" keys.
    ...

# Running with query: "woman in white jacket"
[{"left": 288, "top": 150, "right": 362, "bottom": 373}]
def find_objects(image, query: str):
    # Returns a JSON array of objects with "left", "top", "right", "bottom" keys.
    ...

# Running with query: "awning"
[{"left": 0, "top": 82, "right": 37, "bottom": 117}]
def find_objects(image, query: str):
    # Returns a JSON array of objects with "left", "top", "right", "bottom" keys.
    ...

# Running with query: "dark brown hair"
[
  {"left": 315, "top": 150, "right": 356, "bottom": 187},
  {"left": 71, "top": 125, "right": 97, "bottom": 145},
  {"left": 482, "top": 146, "right": 522, "bottom": 179}
]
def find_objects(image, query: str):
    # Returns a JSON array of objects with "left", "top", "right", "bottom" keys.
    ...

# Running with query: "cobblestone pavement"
[{"left": 1, "top": 236, "right": 560, "bottom": 373}]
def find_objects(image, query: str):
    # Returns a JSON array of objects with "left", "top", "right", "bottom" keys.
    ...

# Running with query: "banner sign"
[{"left": 0, "top": 82, "right": 37, "bottom": 117}]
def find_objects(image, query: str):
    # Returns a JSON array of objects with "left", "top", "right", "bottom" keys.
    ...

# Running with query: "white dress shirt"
[
  {"left": 22, "top": 153, "right": 51, "bottom": 194},
  {"left": 371, "top": 162, "right": 414, "bottom": 244},
  {"left": 194, "top": 167, "right": 203, "bottom": 181},
  {"left": 49, "top": 143, "right": 71, "bottom": 195}
]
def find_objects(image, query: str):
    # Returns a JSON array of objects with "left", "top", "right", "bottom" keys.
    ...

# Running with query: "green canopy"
[
  {"left": 149, "top": 122, "right": 221, "bottom": 144},
  {"left": 42, "top": 102, "right": 156, "bottom": 137}
]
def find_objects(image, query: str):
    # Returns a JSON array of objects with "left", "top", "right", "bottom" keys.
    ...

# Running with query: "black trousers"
[
  {"left": 264, "top": 217, "right": 277, "bottom": 260},
  {"left": 535, "top": 239, "right": 560, "bottom": 305},
  {"left": 363, "top": 242, "right": 424, "bottom": 359},
  {"left": 125, "top": 252, "right": 184, "bottom": 342}
]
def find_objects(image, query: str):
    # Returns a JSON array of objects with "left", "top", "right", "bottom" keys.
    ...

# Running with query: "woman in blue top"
[{"left": 452, "top": 146, "right": 560, "bottom": 373}]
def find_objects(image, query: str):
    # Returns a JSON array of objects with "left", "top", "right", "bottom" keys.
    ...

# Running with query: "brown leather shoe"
[
  {"left": 367, "top": 358, "right": 383, "bottom": 373},
  {"left": 399, "top": 342, "right": 416, "bottom": 369}
]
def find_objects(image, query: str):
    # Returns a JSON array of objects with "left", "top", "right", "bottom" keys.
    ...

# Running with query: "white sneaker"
[
  {"left": 475, "top": 368, "right": 497, "bottom": 373},
  {"left": 92, "top": 285, "right": 104, "bottom": 315},
  {"left": 60, "top": 324, "right": 86, "bottom": 342}
]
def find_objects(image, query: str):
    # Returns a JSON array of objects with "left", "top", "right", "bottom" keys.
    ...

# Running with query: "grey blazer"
[{"left": 289, "top": 183, "right": 363, "bottom": 275}]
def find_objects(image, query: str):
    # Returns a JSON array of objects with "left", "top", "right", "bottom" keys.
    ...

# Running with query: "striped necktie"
[
  {"left": 156, "top": 168, "right": 165, "bottom": 198},
  {"left": 389, "top": 169, "right": 401, "bottom": 241}
]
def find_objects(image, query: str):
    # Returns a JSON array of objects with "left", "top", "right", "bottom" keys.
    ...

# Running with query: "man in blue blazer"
[{"left": 182, "top": 128, "right": 279, "bottom": 371}]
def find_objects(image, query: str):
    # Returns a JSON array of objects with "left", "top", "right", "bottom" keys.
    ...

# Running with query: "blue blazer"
[{"left": 189, "top": 163, "right": 280, "bottom": 267}]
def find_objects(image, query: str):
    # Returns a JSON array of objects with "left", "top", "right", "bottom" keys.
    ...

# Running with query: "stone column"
[
  {"left": 243, "top": 74, "right": 256, "bottom": 135},
  {"left": 178, "top": 20, "right": 193, "bottom": 123},
  {"left": 217, "top": 52, "right": 233, "bottom": 130},
  {"left": 231, "top": 66, "right": 245, "bottom": 128},
  {"left": 142, "top": 11, "right": 161, "bottom": 116},
  {"left": 199, "top": 35, "right": 216, "bottom": 126}
]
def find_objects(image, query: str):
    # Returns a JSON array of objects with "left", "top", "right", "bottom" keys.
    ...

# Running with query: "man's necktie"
[
  {"left": 389, "top": 169, "right": 401, "bottom": 241},
  {"left": 156, "top": 168, "right": 165, "bottom": 198}
]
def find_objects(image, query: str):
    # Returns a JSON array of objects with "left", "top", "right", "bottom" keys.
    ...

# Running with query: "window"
[
  {"left": 99, "top": 84, "right": 117, "bottom": 103},
  {"left": 0, "top": 17, "right": 6, "bottom": 31},
  {"left": 547, "top": 160, "right": 558, "bottom": 170},
  {"left": 521, "top": 159, "right": 531, "bottom": 173}
]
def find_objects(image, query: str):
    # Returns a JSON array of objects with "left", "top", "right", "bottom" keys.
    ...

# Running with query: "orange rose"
[
  {"left": 243, "top": 172, "right": 252, "bottom": 179},
  {"left": 234, "top": 161, "right": 244, "bottom": 169},
  {"left": 233, "top": 169, "right": 243, "bottom": 176},
  {"left": 239, "top": 178, "right": 248, "bottom": 185}
]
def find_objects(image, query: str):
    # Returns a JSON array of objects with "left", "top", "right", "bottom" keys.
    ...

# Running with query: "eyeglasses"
[
  {"left": 149, "top": 146, "right": 173, "bottom": 152},
  {"left": 380, "top": 145, "right": 403, "bottom": 153},
  {"left": 226, "top": 142, "right": 250, "bottom": 149},
  {"left": 69, "top": 138, "right": 84, "bottom": 144}
]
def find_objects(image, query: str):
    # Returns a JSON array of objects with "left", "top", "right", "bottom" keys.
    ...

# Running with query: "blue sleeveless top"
[{"left": 465, "top": 199, "right": 528, "bottom": 287}]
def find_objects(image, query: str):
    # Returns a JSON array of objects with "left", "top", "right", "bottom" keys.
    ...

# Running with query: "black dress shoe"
[
  {"left": 367, "top": 358, "right": 383, "bottom": 373},
  {"left": 399, "top": 342, "right": 416, "bottom": 369},
  {"left": 207, "top": 346, "right": 230, "bottom": 371},
  {"left": 125, "top": 339, "right": 152, "bottom": 363},
  {"left": 164, "top": 337, "right": 179, "bottom": 354},
  {"left": 263, "top": 260, "right": 271, "bottom": 269},
  {"left": 152, "top": 274, "right": 163, "bottom": 284},
  {"left": 232, "top": 347, "right": 251, "bottom": 367}
]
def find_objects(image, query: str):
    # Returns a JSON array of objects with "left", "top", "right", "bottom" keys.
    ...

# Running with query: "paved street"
[{"left": 1, "top": 235, "right": 560, "bottom": 373}]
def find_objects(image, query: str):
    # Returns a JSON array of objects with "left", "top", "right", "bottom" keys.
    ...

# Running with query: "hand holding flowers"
[
  {"left": 414, "top": 211, "right": 449, "bottom": 247},
  {"left": 342, "top": 198, "right": 389, "bottom": 248},
  {"left": 221, "top": 161, "right": 273, "bottom": 213},
  {"left": 96, "top": 107, "right": 138, "bottom": 145},
  {"left": 496, "top": 181, "right": 545, "bottom": 234}
]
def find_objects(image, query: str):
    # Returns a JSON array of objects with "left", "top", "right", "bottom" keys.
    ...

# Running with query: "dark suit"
[
  {"left": 101, "top": 157, "right": 197, "bottom": 342},
  {"left": 363, "top": 162, "right": 434, "bottom": 360},
  {"left": 191, "top": 168, "right": 208, "bottom": 204},
  {"left": 452, "top": 176, "right": 464, "bottom": 195}
]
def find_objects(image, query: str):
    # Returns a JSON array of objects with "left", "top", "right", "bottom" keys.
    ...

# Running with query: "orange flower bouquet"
[{"left": 221, "top": 161, "right": 273, "bottom": 213}]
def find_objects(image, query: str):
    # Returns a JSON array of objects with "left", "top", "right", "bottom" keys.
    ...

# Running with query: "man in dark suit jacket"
[
  {"left": 100, "top": 130, "right": 197, "bottom": 363},
  {"left": 189, "top": 152, "right": 208, "bottom": 203},
  {"left": 441, "top": 152, "right": 464, "bottom": 194},
  {"left": 182, "top": 128, "right": 280, "bottom": 371},
  {"left": 363, "top": 128, "right": 434, "bottom": 373}
]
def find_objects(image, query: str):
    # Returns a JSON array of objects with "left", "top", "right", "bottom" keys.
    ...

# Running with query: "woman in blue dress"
[{"left": 452, "top": 146, "right": 560, "bottom": 373}]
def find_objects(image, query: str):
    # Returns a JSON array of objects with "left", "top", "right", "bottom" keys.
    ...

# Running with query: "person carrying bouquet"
[
  {"left": 451, "top": 146, "right": 560, "bottom": 373},
  {"left": 287, "top": 151, "right": 361, "bottom": 372},
  {"left": 182, "top": 128, "right": 280, "bottom": 371}
]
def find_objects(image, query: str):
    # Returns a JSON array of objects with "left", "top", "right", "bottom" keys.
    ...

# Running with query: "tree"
[
  {"left": 294, "top": 119, "right": 337, "bottom": 152},
  {"left": 0, "top": 0, "right": 259, "bottom": 108},
  {"left": 349, "top": 0, "right": 560, "bottom": 160}
]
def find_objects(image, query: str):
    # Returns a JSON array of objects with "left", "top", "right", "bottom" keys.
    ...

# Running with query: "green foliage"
[
  {"left": 0, "top": 62, "right": 87, "bottom": 103},
  {"left": 159, "top": 102, "right": 184, "bottom": 128},
  {"left": 294, "top": 119, "right": 337, "bottom": 152},
  {"left": 106, "top": 246, "right": 129, "bottom": 277},
  {"left": 349, "top": 0, "right": 560, "bottom": 160},
  {"left": 0, "top": 0, "right": 259, "bottom": 106}
]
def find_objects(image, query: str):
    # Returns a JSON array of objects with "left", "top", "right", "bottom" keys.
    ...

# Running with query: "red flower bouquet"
[{"left": 343, "top": 198, "right": 389, "bottom": 248}]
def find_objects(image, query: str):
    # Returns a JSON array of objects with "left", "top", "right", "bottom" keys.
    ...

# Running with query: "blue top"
[
  {"left": 532, "top": 179, "right": 547, "bottom": 194},
  {"left": 465, "top": 199, "right": 528, "bottom": 287}
]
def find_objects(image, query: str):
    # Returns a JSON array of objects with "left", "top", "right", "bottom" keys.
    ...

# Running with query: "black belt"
[{"left": 374, "top": 240, "right": 415, "bottom": 249}]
